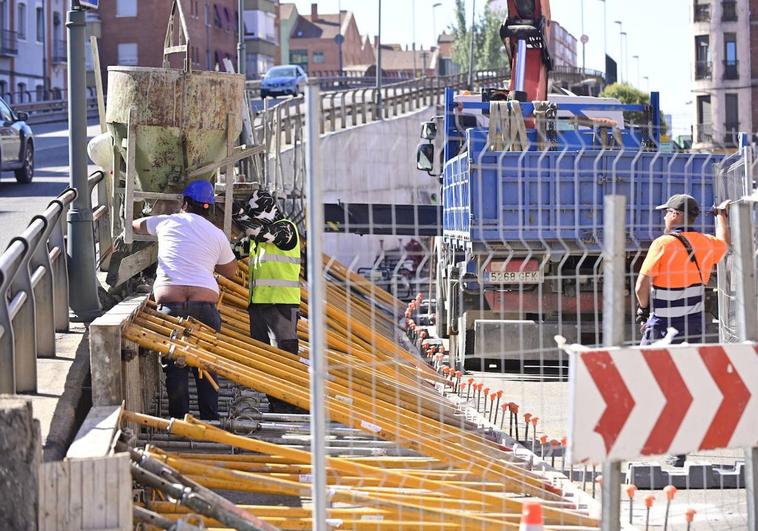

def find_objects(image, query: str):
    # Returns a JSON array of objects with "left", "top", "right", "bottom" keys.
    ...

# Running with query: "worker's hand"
[
  {"left": 715, "top": 199, "right": 731, "bottom": 217},
  {"left": 635, "top": 305, "right": 650, "bottom": 329}
]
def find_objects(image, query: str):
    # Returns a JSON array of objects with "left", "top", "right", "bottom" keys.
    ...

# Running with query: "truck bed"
[{"left": 442, "top": 129, "right": 724, "bottom": 249}]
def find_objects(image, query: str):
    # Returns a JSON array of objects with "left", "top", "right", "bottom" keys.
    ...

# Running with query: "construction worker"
[
  {"left": 233, "top": 190, "right": 302, "bottom": 413},
  {"left": 132, "top": 179, "right": 237, "bottom": 420},
  {"left": 636, "top": 194, "right": 730, "bottom": 346}
]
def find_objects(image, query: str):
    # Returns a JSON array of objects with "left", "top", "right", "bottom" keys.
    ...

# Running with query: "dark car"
[
  {"left": 0, "top": 97, "right": 34, "bottom": 183},
  {"left": 260, "top": 65, "right": 308, "bottom": 98}
]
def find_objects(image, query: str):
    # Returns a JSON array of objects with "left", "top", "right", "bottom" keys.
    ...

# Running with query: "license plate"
[{"left": 487, "top": 270, "right": 544, "bottom": 284}]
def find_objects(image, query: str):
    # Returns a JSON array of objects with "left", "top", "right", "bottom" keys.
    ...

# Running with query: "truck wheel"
[{"left": 435, "top": 260, "right": 448, "bottom": 338}]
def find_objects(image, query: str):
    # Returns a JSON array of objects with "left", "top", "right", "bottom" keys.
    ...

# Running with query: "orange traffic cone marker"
[{"left": 519, "top": 501, "right": 544, "bottom": 531}]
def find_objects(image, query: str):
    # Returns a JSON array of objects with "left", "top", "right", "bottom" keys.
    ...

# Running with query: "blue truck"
[{"left": 416, "top": 88, "right": 725, "bottom": 370}]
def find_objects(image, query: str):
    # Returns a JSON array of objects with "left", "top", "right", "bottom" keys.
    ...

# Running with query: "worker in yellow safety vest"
[{"left": 233, "top": 190, "right": 302, "bottom": 413}]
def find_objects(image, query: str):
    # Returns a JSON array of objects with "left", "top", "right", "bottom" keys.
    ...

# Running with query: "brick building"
[
  {"left": 99, "top": 0, "right": 237, "bottom": 86},
  {"left": 242, "top": 0, "right": 278, "bottom": 79},
  {"left": 282, "top": 3, "right": 373, "bottom": 75}
]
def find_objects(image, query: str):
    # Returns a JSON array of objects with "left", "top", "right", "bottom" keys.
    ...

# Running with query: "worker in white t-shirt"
[{"left": 132, "top": 179, "right": 237, "bottom": 420}]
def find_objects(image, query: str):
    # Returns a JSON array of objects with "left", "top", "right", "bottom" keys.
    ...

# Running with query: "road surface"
[{"left": 0, "top": 119, "right": 101, "bottom": 251}]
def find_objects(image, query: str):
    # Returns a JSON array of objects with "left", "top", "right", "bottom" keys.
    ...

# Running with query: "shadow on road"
[{"left": 0, "top": 180, "right": 68, "bottom": 197}]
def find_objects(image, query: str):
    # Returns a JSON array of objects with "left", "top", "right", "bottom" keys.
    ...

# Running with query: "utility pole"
[
  {"left": 599, "top": 0, "right": 607, "bottom": 81},
  {"left": 375, "top": 0, "right": 382, "bottom": 118},
  {"left": 580, "top": 0, "right": 586, "bottom": 73},
  {"left": 614, "top": 20, "right": 622, "bottom": 83},
  {"left": 632, "top": 54, "right": 640, "bottom": 88},
  {"left": 66, "top": 0, "right": 101, "bottom": 319},
  {"left": 237, "top": 0, "right": 245, "bottom": 76},
  {"left": 412, "top": 0, "right": 417, "bottom": 77},
  {"left": 467, "top": 0, "right": 476, "bottom": 90}
]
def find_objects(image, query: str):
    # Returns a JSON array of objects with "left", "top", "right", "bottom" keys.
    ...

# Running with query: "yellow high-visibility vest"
[{"left": 248, "top": 219, "right": 301, "bottom": 305}]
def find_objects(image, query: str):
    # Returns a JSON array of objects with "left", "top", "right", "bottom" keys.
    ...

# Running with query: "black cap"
[{"left": 655, "top": 194, "right": 700, "bottom": 218}]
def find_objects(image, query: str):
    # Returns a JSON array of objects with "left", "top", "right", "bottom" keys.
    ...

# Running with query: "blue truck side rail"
[{"left": 440, "top": 88, "right": 725, "bottom": 249}]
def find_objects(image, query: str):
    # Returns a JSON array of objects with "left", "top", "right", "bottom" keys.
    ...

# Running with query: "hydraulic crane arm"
[{"left": 500, "top": 0, "right": 552, "bottom": 102}]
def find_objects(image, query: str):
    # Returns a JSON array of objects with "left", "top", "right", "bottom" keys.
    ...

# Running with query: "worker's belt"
[
  {"left": 651, "top": 284, "right": 705, "bottom": 319},
  {"left": 256, "top": 254, "right": 300, "bottom": 264}
]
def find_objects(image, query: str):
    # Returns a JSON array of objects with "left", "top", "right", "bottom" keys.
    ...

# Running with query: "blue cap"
[{"left": 183, "top": 179, "right": 215, "bottom": 207}]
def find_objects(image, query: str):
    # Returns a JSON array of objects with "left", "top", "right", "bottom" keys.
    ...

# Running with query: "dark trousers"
[
  {"left": 158, "top": 301, "right": 221, "bottom": 420},
  {"left": 248, "top": 304, "right": 302, "bottom": 413}
]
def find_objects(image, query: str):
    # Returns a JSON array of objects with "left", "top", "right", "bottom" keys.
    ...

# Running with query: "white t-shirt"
[{"left": 145, "top": 213, "right": 236, "bottom": 294}]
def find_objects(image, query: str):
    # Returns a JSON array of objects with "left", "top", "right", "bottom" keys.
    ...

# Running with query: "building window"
[
  {"left": 313, "top": 51, "right": 325, "bottom": 64},
  {"left": 725, "top": 93, "right": 739, "bottom": 146},
  {"left": 117, "top": 42, "right": 138, "bottom": 65},
  {"left": 723, "top": 33, "right": 738, "bottom": 79},
  {"left": 17, "top": 3, "right": 26, "bottom": 40},
  {"left": 694, "top": 35, "right": 711, "bottom": 80},
  {"left": 290, "top": 49, "right": 308, "bottom": 71},
  {"left": 214, "top": 4, "right": 222, "bottom": 28},
  {"left": 17, "top": 82, "right": 26, "bottom": 102},
  {"left": 36, "top": 7, "right": 43, "bottom": 42},
  {"left": 696, "top": 95, "right": 712, "bottom": 144},
  {"left": 116, "top": 0, "right": 137, "bottom": 17},
  {"left": 722, "top": 0, "right": 737, "bottom": 21},
  {"left": 0, "top": 80, "right": 6, "bottom": 99},
  {"left": 693, "top": 1, "right": 710, "bottom": 22}
]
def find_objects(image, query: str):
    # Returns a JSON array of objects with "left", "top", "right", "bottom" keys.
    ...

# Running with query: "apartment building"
[
  {"left": 242, "top": 0, "right": 278, "bottom": 79},
  {"left": 692, "top": 0, "right": 751, "bottom": 148},
  {"left": 0, "top": 0, "right": 72, "bottom": 103},
  {"left": 98, "top": 0, "right": 237, "bottom": 87}
]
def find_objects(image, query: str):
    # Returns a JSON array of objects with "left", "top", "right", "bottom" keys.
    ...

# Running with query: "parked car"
[
  {"left": 0, "top": 97, "right": 34, "bottom": 183},
  {"left": 260, "top": 65, "right": 308, "bottom": 98}
]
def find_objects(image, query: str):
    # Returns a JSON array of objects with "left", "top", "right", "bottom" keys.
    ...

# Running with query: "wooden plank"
[
  {"left": 117, "top": 454, "right": 132, "bottom": 529},
  {"left": 105, "top": 455, "right": 119, "bottom": 528},
  {"left": 38, "top": 463, "right": 54, "bottom": 531},
  {"left": 80, "top": 459, "right": 94, "bottom": 529},
  {"left": 93, "top": 456, "right": 108, "bottom": 526},
  {"left": 55, "top": 461, "right": 70, "bottom": 530},
  {"left": 89, "top": 35, "right": 106, "bottom": 134},
  {"left": 68, "top": 459, "right": 83, "bottom": 529},
  {"left": 67, "top": 405, "right": 121, "bottom": 458}
]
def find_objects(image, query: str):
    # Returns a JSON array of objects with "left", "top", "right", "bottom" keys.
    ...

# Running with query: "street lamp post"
[
  {"left": 467, "top": 0, "right": 476, "bottom": 90},
  {"left": 412, "top": 0, "right": 417, "bottom": 78},
  {"left": 237, "top": 0, "right": 245, "bottom": 76},
  {"left": 643, "top": 75, "right": 650, "bottom": 92},
  {"left": 614, "top": 20, "right": 622, "bottom": 83},
  {"left": 580, "top": 0, "right": 586, "bottom": 73},
  {"left": 432, "top": 2, "right": 442, "bottom": 49},
  {"left": 599, "top": 0, "right": 607, "bottom": 80},
  {"left": 621, "top": 31, "right": 628, "bottom": 84},
  {"left": 376, "top": 0, "right": 383, "bottom": 118},
  {"left": 632, "top": 54, "right": 640, "bottom": 88}
]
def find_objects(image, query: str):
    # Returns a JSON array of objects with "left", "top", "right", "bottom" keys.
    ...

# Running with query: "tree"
[
  {"left": 450, "top": 2, "right": 509, "bottom": 74},
  {"left": 600, "top": 82, "right": 668, "bottom": 132}
]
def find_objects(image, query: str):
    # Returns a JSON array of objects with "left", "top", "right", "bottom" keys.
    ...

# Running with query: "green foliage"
[
  {"left": 450, "top": 3, "right": 509, "bottom": 73},
  {"left": 600, "top": 83, "right": 668, "bottom": 132}
]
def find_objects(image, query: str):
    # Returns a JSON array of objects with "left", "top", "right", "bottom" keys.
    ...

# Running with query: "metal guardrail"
[
  {"left": 0, "top": 171, "right": 111, "bottom": 395},
  {"left": 12, "top": 96, "right": 100, "bottom": 125}
]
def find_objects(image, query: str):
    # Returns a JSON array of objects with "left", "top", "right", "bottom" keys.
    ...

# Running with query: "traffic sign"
[
  {"left": 569, "top": 343, "right": 757, "bottom": 464},
  {"left": 580, "top": 34, "right": 589, "bottom": 44},
  {"left": 334, "top": 34, "right": 345, "bottom": 46},
  {"left": 78, "top": 0, "right": 99, "bottom": 8}
]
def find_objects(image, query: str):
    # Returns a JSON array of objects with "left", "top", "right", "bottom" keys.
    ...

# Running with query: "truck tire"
[{"left": 435, "top": 259, "right": 448, "bottom": 339}]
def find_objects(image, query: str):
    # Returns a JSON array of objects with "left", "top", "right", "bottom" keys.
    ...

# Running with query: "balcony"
[
  {"left": 694, "top": 123, "right": 713, "bottom": 145},
  {"left": 722, "top": 0, "right": 737, "bottom": 21},
  {"left": 52, "top": 39, "right": 66, "bottom": 64},
  {"left": 0, "top": 29, "right": 18, "bottom": 57},
  {"left": 694, "top": 2, "right": 711, "bottom": 22},
  {"left": 724, "top": 122, "right": 740, "bottom": 146},
  {"left": 695, "top": 60, "right": 712, "bottom": 80},
  {"left": 723, "top": 60, "right": 738, "bottom": 80}
]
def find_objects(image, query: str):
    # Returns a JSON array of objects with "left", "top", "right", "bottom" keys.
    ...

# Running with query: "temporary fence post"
[
  {"left": 730, "top": 199, "right": 758, "bottom": 530},
  {"left": 305, "top": 81, "right": 328, "bottom": 531},
  {"left": 601, "top": 195, "right": 625, "bottom": 531}
]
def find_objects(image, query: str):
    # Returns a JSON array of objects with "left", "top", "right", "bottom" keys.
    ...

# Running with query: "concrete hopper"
[{"left": 106, "top": 66, "right": 245, "bottom": 194}]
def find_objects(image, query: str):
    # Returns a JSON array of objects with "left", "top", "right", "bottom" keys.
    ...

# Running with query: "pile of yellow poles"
[
  {"left": 127, "top": 411, "right": 595, "bottom": 529},
  {"left": 123, "top": 256, "right": 598, "bottom": 528}
]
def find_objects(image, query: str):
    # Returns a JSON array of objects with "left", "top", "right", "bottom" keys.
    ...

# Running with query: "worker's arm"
[
  {"left": 635, "top": 273, "right": 652, "bottom": 308},
  {"left": 715, "top": 199, "right": 731, "bottom": 246},
  {"left": 132, "top": 218, "right": 150, "bottom": 235},
  {"left": 215, "top": 259, "right": 238, "bottom": 279}
]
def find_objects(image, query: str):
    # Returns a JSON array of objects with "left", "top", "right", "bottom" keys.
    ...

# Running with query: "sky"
[{"left": 288, "top": 1, "right": 693, "bottom": 135}]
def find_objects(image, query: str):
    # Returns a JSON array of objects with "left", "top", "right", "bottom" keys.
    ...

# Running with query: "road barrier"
[{"left": 0, "top": 171, "right": 111, "bottom": 394}]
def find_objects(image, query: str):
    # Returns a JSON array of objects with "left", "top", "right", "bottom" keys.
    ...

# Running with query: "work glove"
[
  {"left": 635, "top": 305, "right": 650, "bottom": 325},
  {"left": 232, "top": 237, "right": 250, "bottom": 260}
]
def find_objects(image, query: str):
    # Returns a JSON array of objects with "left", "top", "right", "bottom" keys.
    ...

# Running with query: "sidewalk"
[{"left": 17, "top": 320, "right": 92, "bottom": 461}]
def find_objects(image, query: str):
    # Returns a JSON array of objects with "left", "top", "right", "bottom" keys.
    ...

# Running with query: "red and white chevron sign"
[{"left": 569, "top": 343, "right": 758, "bottom": 464}]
